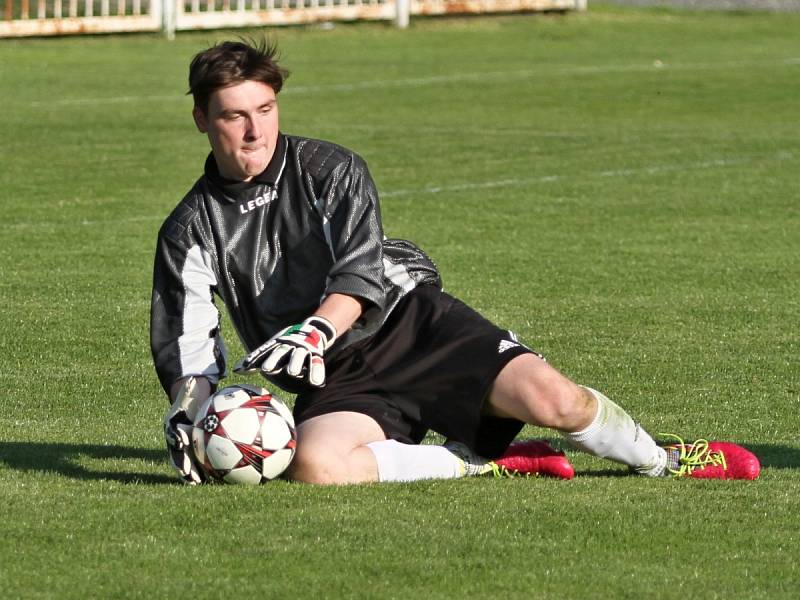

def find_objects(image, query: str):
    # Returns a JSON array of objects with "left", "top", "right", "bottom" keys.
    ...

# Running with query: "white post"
[
  {"left": 163, "top": 0, "right": 176, "bottom": 39},
  {"left": 395, "top": 0, "right": 409, "bottom": 29},
  {"left": 152, "top": 0, "right": 163, "bottom": 31}
]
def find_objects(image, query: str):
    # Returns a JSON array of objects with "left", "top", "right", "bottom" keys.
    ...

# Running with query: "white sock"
[
  {"left": 366, "top": 439, "right": 465, "bottom": 482},
  {"left": 562, "top": 387, "right": 667, "bottom": 476}
]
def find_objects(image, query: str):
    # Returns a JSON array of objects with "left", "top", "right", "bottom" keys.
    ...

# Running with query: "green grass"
[{"left": 1, "top": 5, "right": 799, "bottom": 597}]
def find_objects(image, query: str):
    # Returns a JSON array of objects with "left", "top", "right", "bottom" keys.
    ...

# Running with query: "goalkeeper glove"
[
  {"left": 235, "top": 316, "right": 337, "bottom": 388},
  {"left": 163, "top": 377, "right": 207, "bottom": 485}
]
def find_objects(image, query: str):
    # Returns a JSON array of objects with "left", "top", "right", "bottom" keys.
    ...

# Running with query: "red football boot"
[
  {"left": 494, "top": 440, "right": 575, "bottom": 480},
  {"left": 661, "top": 435, "right": 761, "bottom": 480}
]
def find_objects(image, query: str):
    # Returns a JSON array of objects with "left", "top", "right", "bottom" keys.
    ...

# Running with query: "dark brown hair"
[{"left": 188, "top": 38, "right": 289, "bottom": 113}]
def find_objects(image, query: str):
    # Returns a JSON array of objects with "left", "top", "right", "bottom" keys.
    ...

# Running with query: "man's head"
[
  {"left": 188, "top": 39, "right": 287, "bottom": 114},
  {"left": 189, "top": 40, "right": 289, "bottom": 182}
]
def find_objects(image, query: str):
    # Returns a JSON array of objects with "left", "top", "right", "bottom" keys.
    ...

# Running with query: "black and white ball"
[{"left": 191, "top": 384, "right": 296, "bottom": 484}]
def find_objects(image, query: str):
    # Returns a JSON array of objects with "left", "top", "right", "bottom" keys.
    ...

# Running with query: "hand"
[
  {"left": 235, "top": 316, "right": 337, "bottom": 388},
  {"left": 163, "top": 377, "right": 207, "bottom": 485}
]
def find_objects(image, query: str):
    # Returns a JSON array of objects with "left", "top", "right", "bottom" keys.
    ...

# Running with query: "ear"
[{"left": 192, "top": 106, "right": 208, "bottom": 134}]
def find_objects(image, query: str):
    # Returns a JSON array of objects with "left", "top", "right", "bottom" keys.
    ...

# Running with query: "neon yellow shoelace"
[
  {"left": 660, "top": 433, "right": 727, "bottom": 477},
  {"left": 488, "top": 462, "right": 537, "bottom": 479}
]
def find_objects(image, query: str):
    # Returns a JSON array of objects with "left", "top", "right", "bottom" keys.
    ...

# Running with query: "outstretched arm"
[
  {"left": 235, "top": 293, "right": 366, "bottom": 389},
  {"left": 312, "top": 293, "right": 365, "bottom": 338}
]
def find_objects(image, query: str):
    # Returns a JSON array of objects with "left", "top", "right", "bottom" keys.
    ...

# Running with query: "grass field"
[{"left": 1, "top": 4, "right": 799, "bottom": 598}]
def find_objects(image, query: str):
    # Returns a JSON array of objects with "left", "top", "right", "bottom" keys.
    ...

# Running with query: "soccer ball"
[{"left": 191, "top": 384, "right": 296, "bottom": 484}]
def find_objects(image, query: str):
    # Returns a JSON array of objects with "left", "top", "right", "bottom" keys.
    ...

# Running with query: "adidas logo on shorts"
[{"left": 498, "top": 339, "right": 520, "bottom": 354}]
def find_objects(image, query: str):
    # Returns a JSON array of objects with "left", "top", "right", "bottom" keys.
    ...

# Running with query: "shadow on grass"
[
  {"left": 3, "top": 440, "right": 793, "bottom": 484},
  {"left": 741, "top": 443, "right": 800, "bottom": 470},
  {"left": 0, "top": 442, "right": 174, "bottom": 485},
  {"left": 572, "top": 442, "right": 799, "bottom": 478},
  {"left": 529, "top": 437, "right": 799, "bottom": 477}
]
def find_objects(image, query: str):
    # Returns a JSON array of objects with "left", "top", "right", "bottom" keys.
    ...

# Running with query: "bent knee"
[
  {"left": 285, "top": 412, "right": 383, "bottom": 484},
  {"left": 286, "top": 446, "right": 344, "bottom": 485},
  {"left": 286, "top": 443, "right": 378, "bottom": 485},
  {"left": 491, "top": 357, "right": 595, "bottom": 430},
  {"left": 537, "top": 382, "right": 595, "bottom": 430}
]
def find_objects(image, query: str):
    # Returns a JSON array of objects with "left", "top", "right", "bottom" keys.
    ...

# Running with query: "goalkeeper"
[{"left": 150, "top": 39, "right": 758, "bottom": 485}]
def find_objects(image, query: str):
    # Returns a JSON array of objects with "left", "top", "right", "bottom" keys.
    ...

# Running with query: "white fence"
[
  {"left": 168, "top": 0, "right": 398, "bottom": 34},
  {"left": 1, "top": 1, "right": 161, "bottom": 36},
  {"left": 0, "top": 0, "right": 585, "bottom": 37}
]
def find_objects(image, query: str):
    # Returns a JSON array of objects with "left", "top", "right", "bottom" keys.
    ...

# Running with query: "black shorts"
[{"left": 293, "top": 285, "right": 538, "bottom": 458}]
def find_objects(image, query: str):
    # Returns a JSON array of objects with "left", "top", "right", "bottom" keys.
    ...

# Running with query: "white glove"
[
  {"left": 163, "top": 377, "right": 207, "bottom": 485},
  {"left": 235, "top": 316, "right": 337, "bottom": 388}
]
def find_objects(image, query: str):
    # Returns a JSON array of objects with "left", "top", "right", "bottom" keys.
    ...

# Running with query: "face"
[{"left": 193, "top": 80, "right": 279, "bottom": 182}]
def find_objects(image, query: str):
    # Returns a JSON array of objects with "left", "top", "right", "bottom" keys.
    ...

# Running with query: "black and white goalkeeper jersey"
[{"left": 150, "top": 133, "right": 440, "bottom": 396}]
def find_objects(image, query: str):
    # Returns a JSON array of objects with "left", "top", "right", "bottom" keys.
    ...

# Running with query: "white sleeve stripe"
[
  {"left": 383, "top": 257, "right": 417, "bottom": 293},
  {"left": 178, "top": 245, "right": 223, "bottom": 380}
]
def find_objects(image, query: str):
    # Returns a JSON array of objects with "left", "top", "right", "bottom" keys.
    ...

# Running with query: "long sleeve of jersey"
[
  {"left": 305, "top": 145, "right": 386, "bottom": 317},
  {"left": 150, "top": 134, "right": 440, "bottom": 397},
  {"left": 150, "top": 207, "right": 227, "bottom": 394}
]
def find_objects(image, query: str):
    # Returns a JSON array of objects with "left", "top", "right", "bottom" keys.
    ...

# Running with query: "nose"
[{"left": 244, "top": 115, "right": 261, "bottom": 141}]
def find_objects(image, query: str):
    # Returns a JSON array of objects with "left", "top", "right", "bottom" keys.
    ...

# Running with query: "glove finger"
[
  {"left": 175, "top": 422, "right": 193, "bottom": 446},
  {"left": 165, "top": 417, "right": 190, "bottom": 450},
  {"left": 262, "top": 344, "right": 292, "bottom": 374},
  {"left": 241, "top": 324, "right": 295, "bottom": 370},
  {"left": 240, "top": 340, "right": 277, "bottom": 371},
  {"left": 308, "top": 355, "right": 326, "bottom": 387},
  {"left": 184, "top": 462, "right": 204, "bottom": 485},
  {"left": 286, "top": 347, "right": 309, "bottom": 378},
  {"left": 165, "top": 427, "right": 182, "bottom": 450},
  {"left": 233, "top": 357, "right": 254, "bottom": 374},
  {"left": 168, "top": 442, "right": 205, "bottom": 485},
  {"left": 169, "top": 447, "right": 194, "bottom": 480}
]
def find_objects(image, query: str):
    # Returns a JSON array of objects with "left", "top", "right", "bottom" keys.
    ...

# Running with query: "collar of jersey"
[{"left": 204, "top": 132, "right": 287, "bottom": 191}]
